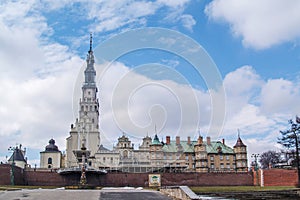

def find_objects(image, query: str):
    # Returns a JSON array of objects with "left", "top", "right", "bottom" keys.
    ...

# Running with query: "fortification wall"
[
  {"left": 0, "top": 164, "right": 25, "bottom": 185},
  {"left": 0, "top": 165, "right": 253, "bottom": 187},
  {"left": 261, "top": 169, "right": 298, "bottom": 186},
  {"left": 23, "top": 171, "right": 253, "bottom": 187}
]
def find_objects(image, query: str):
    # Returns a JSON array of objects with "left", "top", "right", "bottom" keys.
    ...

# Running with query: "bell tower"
[{"left": 66, "top": 34, "right": 100, "bottom": 167}]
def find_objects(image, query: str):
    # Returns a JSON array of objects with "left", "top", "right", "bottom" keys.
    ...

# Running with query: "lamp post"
[
  {"left": 251, "top": 153, "right": 260, "bottom": 186},
  {"left": 8, "top": 146, "right": 16, "bottom": 186}
]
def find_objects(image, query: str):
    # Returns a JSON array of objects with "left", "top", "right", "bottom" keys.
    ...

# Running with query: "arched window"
[
  {"left": 48, "top": 157, "right": 52, "bottom": 164},
  {"left": 123, "top": 150, "right": 128, "bottom": 158}
]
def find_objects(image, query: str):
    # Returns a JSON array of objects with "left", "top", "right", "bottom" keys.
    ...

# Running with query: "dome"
[{"left": 45, "top": 139, "right": 59, "bottom": 152}]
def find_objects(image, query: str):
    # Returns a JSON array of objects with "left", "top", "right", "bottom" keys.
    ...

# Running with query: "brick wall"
[
  {"left": 261, "top": 169, "right": 298, "bottom": 186},
  {"left": 24, "top": 170, "right": 68, "bottom": 186},
  {"left": 160, "top": 172, "right": 253, "bottom": 186},
  {"left": 0, "top": 165, "right": 253, "bottom": 187},
  {"left": 0, "top": 164, "right": 24, "bottom": 185},
  {"left": 100, "top": 172, "right": 253, "bottom": 187}
]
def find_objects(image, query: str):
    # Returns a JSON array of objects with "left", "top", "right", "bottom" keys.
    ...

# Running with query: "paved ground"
[
  {"left": 0, "top": 188, "right": 171, "bottom": 200},
  {"left": 100, "top": 188, "right": 172, "bottom": 200}
]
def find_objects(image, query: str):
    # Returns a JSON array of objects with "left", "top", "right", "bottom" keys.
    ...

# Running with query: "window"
[
  {"left": 210, "top": 156, "right": 214, "bottom": 161},
  {"left": 48, "top": 157, "right": 52, "bottom": 164},
  {"left": 220, "top": 155, "right": 223, "bottom": 160},
  {"left": 226, "top": 163, "right": 230, "bottom": 169},
  {"left": 123, "top": 150, "right": 128, "bottom": 158},
  {"left": 201, "top": 161, "right": 206, "bottom": 167},
  {"left": 211, "top": 164, "right": 214, "bottom": 169},
  {"left": 103, "top": 157, "right": 106, "bottom": 163},
  {"left": 220, "top": 163, "right": 224, "bottom": 169},
  {"left": 226, "top": 155, "right": 230, "bottom": 160},
  {"left": 111, "top": 157, "right": 113, "bottom": 164}
]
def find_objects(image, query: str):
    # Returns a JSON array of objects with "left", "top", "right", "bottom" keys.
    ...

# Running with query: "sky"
[{"left": 1, "top": 0, "right": 300, "bottom": 167}]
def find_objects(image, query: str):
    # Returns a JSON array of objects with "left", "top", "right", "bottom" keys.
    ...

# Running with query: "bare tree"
[{"left": 259, "top": 150, "right": 280, "bottom": 169}]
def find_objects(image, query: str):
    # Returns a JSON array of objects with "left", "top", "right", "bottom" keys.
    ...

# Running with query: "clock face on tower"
[{"left": 85, "top": 90, "right": 93, "bottom": 97}]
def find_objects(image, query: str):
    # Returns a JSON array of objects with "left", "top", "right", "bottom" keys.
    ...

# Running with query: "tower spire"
[{"left": 89, "top": 33, "right": 93, "bottom": 53}]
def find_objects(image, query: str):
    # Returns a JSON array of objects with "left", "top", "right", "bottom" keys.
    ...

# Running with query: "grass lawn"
[{"left": 191, "top": 186, "right": 297, "bottom": 193}]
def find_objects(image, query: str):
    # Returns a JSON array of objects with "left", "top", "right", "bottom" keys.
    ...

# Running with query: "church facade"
[{"left": 41, "top": 35, "right": 248, "bottom": 173}]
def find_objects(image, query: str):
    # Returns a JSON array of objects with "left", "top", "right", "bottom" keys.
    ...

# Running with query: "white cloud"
[
  {"left": 1, "top": 0, "right": 299, "bottom": 167},
  {"left": 96, "top": 62, "right": 209, "bottom": 147},
  {"left": 0, "top": 0, "right": 81, "bottom": 158},
  {"left": 220, "top": 66, "right": 299, "bottom": 152},
  {"left": 205, "top": 0, "right": 300, "bottom": 49},
  {"left": 83, "top": 0, "right": 194, "bottom": 33},
  {"left": 223, "top": 66, "right": 262, "bottom": 118},
  {"left": 260, "top": 78, "right": 300, "bottom": 114},
  {"left": 180, "top": 14, "right": 196, "bottom": 31}
]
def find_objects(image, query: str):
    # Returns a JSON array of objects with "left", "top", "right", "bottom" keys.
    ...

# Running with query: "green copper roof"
[
  {"left": 160, "top": 140, "right": 234, "bottom": 154},
  {"left": 162, "top": 141, "right": 196, "bottom": 153},
  {"left": 152, "top": 134, "right": 162, "bottom": 145},
  {"left": 205, "top": 141, "right": 235, "bottom": 154}
]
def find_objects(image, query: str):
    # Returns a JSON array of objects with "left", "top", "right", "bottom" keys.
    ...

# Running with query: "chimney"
[
  {"left": 222, "top": 138, "right": 225, "bottom": 145},
  {"left": 197, "top": 136, "right": 203, "bottom": 144},
  {"left": 206, "top": 136, "right": 211, "bottom": 145},
  {"left": 187, "top": 136, "right": 191, "bottom": 145},
  {"left": 176, "top": 136, "right": 180, "bottom": 145},
  {"left": 166, "top": 136, "right": 170, "bottom": 145}
]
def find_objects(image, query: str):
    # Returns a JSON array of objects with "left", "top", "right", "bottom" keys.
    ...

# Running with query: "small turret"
[{"left": 233, "top": 131, "right": 248, "bottom": 172}]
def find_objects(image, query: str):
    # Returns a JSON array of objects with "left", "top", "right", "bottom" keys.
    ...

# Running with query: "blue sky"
[{"left": 1, "top": 0, "right": 300, "bottom": 166}]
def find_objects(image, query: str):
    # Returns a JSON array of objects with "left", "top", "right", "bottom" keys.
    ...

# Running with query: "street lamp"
[
  {"left": 251, "top": 153, "right": 260, "bottom": 186},
  {"left": 8, "top": 146, "right": 16, "bottom": 186}
]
